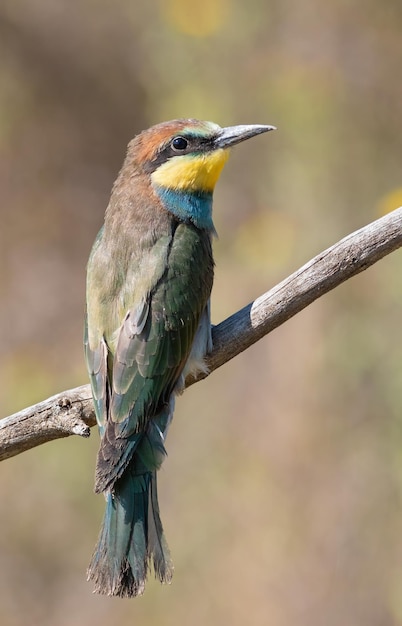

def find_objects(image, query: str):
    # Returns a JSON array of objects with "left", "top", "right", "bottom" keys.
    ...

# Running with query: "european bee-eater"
[{"left": 85, "top": 118, "right": 275, "bottom": 597}]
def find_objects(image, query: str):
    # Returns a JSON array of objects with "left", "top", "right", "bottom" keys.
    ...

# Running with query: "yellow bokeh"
[
  {"left": 161, "top": 0, "right": 230, "bottom": 37},
  {"left": 377, "top": 187, "right": 402, "bottom": 216}
]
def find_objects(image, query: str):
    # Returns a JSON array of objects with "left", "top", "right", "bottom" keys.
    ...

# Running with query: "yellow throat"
[{"left": 151, "top": 148, "right": 230, "bottom": 193}]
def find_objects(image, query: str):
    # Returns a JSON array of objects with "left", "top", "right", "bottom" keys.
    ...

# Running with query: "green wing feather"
[
  {"left": 84, "top": 319, "right": 109, "bottom": 433},
  {"left": 92, "top": 223, "right": 213, "bottom": 493}
]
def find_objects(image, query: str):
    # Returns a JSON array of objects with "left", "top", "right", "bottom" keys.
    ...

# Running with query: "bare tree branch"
[
  {"left": 1, "top": 206, "right": 401, "bottom": 461},
  {"left": 0, "top": 386, "right": 94, "bottom": 461}
]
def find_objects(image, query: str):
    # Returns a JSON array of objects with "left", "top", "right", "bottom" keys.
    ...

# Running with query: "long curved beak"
[{"left": 213, "top": 124, "right": 276, "bottom": 149}]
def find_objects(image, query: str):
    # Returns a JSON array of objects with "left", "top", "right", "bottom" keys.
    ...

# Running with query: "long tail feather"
[
  {"left": 87, "top": 469, "right": 173, "bottom": 597},
  {"left": 147, "top": 472, "right": 173, "bottom": 582},
  {"left": 88, "top": 406, "right": 174, "bottom": 598}
]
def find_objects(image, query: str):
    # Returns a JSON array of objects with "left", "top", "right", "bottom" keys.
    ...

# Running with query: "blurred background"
[{"left": 1, "top": 1, "right": 402, "bottom": 624}]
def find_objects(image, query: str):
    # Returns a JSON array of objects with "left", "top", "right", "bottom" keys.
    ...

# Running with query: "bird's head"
[{"left": 126, "top": 119, "right": 276, "bottom": 230}]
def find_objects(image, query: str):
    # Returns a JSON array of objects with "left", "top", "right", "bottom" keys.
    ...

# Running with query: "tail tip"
[{"left": 87, "top": 566, "right": 146, "bottom": 598}]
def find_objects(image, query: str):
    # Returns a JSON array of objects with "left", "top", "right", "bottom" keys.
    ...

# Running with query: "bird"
[{"left": 84, "top": 118, "right": 275, "bottom": 598}]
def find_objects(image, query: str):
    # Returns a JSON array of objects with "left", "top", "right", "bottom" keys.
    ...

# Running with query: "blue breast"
[{"left": 154, "top": 186, "right": 215, "bottom": 231}]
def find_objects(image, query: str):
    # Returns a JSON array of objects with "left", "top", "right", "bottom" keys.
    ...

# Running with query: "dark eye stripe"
[{"left": 143, "top": 133, "right": 217, "bottom": 174}]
